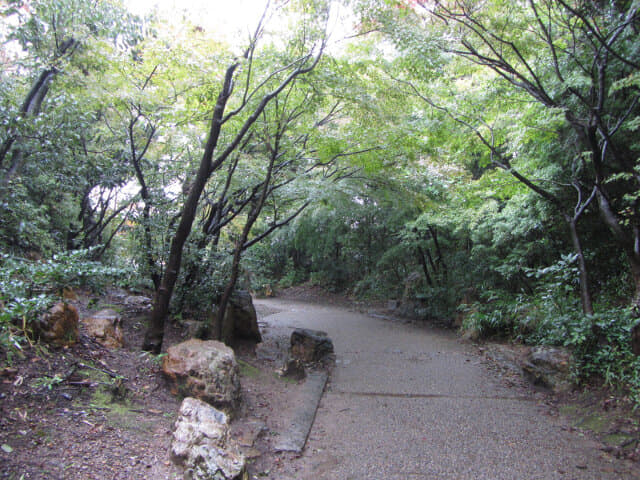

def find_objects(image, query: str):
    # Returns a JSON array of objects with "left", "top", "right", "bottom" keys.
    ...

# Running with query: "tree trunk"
[
  {"left": 1, "top": 70, "right": 56, "bottom": 186},
  {"left": 417, "top": 246, "right": 433, "bottom": 287},
  {"left": 142, "top": 63, "right": 238, "bottom": 353},
  {"left": 596, "top": 188, "right": 640, "bottom": 311},
  {"left": 565, "top": 215, "right": 594, "bottom": 315}
]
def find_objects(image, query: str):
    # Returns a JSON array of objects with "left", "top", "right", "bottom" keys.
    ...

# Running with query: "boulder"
[
  {"left": 211, "top": 291, "right": 262, "bottom": 344},
  {"left": 290, "top": 328, "right": 334, "bottom": 363},
  {"left": 37, "top": 303, "right": 79, "bottom": 346},
  {"left": 82, "top": 309, "right": 124, "bottom": 349},
  {"left": 521, "top": 346, "right": 573, "bottom": 393},
  {"left": 229, "top": 291, "right": 262, "bottom": 342},
  {"left": 162, "top": 339, "right": 241, "bottom": 415},
  {"left": 124, "top": 295, "right": 152, "bottom": 310},
  {"left": 172, "top": 397, "right": 247, "bottom": 480},
  {"left": 461, "top": 326, "right": 480, "bottom": 342}
]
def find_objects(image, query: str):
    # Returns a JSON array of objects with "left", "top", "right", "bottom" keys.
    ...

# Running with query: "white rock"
[{"left": 172, "top": 397, "right": 246, "bottom": 480}]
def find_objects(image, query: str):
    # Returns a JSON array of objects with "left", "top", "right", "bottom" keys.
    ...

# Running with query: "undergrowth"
[
  {"left": 0, "top": 249, "right": 130, "bottom": 362},
  {"left": 462, "top": 254, "right": 640, "bottom": 406}
]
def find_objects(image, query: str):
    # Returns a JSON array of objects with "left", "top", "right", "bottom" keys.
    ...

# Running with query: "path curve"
[{"left": 256, "top": 298, "right": 639, "bottom": 480}]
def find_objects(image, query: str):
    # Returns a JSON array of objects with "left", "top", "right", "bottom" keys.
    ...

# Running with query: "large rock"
[
  {"left": 212, "top": 291, "right": 262, "bottom": 343},
  {"left": 522, "top": 346, "right": 574, "bottom": 393},
  {"left": 82, "top": 309, "right": 124, "bottom": 348},
  {"left": 162, "top": 339, "right": 241, "bottom": 415},
  {"left": 124, "top": 295, "right": 152, "bottom": 310},
  {"left": 290, "top": 328, "right": 334, "bottom": 363},
  {"left": 229, "top": 291, "right": 261, "bottom": 342},
  {"left": 172, "top": 397, "right": 247, "bottom": 480},
  {"left": 37, "top": 303, "right": 78, "bottom": 347}
]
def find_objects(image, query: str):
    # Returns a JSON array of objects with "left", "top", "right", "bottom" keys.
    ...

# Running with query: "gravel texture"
[{"left": 254, "top": 298, "right": 640, "bottom": 480}]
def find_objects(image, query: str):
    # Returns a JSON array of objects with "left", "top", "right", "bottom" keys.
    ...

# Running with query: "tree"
[
  {"left": 420, "top": 0, "right": 640, "bottom": 306},
  {"left": 0, "top": 0, "right": 143, "bottom": 253},
  {"left": 142, "top": 3, "right": 329, "bottom": 352}
]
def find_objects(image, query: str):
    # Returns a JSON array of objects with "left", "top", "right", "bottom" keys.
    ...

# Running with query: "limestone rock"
[
  {"left": 290, "top": 328, "right": 334, "bottom": 363},
  {"left": 522, "top": 346, "right": 574, "bottom": 393},
  {"left": 162, "top": 339, "right": 241, "bottom": 415},
  {"left": 82, "top": 309, "right": 124, "bottom": 348},
  {"left": 37, "top": 303, "right": 79, "bottom": 346},
  {"left": 172, "top": 397, "right": 247, "bottom": 480}
]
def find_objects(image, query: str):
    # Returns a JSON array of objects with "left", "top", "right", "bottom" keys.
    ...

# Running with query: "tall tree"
[
  {"left": 142, "top": 4, "right": 328, "bottom": 352},
  {"left": 423, "top": 0, "right": 640, "bottom": 306}
]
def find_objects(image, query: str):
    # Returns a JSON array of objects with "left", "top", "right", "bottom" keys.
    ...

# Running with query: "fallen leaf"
[{"left": 1, "top": 444, "right": 13, "bottom": 453}]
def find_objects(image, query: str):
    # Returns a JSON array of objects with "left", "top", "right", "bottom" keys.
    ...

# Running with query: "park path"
[{"left": 255, "top": 297, "right": 639, "bottom": 480}]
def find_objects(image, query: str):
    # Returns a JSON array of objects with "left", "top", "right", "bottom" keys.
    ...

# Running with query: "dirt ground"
[
  {"left": 0, "top": 287, "right": 316, "bottom": 480},
  {"left": 0, "top": 285, "right": 638, "bottom": 479}
]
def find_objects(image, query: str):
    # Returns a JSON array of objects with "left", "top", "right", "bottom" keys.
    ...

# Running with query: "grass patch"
[{"left": 238, "top": 359, "right": 261, "bottom": 378}]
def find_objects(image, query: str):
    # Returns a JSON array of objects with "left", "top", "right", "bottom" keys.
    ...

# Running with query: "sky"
[
  {"left": 126, "top": 0, "right": 357, "bottom": 50},
  {"left": 127, "top": 0, "right": 271, "bottom": 41}
]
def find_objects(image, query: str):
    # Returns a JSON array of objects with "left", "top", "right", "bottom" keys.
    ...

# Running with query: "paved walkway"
[{"left": 256, "top": 298, "right": 639, "bottom": 480}]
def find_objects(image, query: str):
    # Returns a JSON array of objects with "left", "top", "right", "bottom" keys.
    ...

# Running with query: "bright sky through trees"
[
  {"left": 127, "top": 0, "right": 356, "bottom": 51},
  {"left": 128, "top": 0, "right": 270, "bottom": 41}
]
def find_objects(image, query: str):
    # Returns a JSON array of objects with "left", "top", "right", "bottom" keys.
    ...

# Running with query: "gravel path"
[{"left": 255, "top": 298, "right": 640, "bottom": 480}]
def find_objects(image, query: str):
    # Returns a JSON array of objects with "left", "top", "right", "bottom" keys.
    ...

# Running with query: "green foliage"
[
  {"left": 461, "top": 255, "right": 640, "bottom": 404},
  {"left": 31, "top": 373, "right": 64, "bottom": 390},
  {"left": 0, "top": 249, "right": 129, "bottom": 353}
]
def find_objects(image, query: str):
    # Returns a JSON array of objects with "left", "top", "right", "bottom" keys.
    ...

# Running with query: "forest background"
[{"left": 1, "top": 0, "right": 640, "bottom": 402}]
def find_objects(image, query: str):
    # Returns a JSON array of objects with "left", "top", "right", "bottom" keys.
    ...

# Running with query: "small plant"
[{"left": 31, "top": 374, "right": 64, "bottom": 390}]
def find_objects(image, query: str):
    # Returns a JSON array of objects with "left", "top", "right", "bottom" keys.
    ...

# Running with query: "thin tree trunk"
[
  {"left": 142, "top": 63, "right": 238, "bottom": 353},
  {"left": 213, "top": 156, "right": 276, "bottom": 342},
  {"left": 417, "top": 246, "right": 433, "bottom": 287},
  {"left": 1, "top": 70, "right": 56, "bottom": 186},
  {"left": 566, "top": 215, "right": 594, "bottom": 315}
]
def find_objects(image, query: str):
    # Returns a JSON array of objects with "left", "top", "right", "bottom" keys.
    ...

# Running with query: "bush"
[
  {"left": 526, "top": 304, "right": 640, "bottom": 405},
  {"left": 460, "top": 251, "right": 640, "bottom": 405}
]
